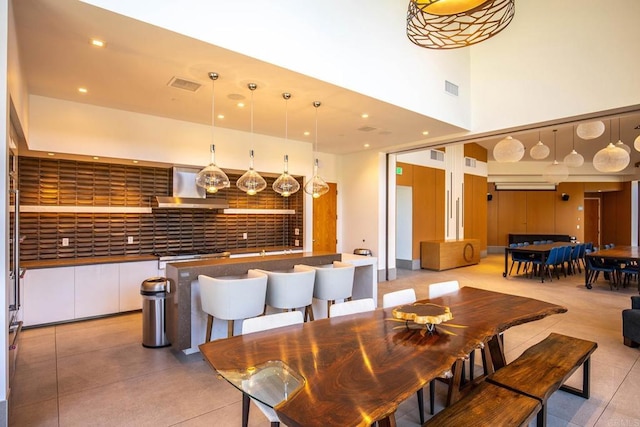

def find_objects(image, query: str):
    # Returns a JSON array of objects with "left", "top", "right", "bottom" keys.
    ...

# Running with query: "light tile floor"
[{"left": 9, "top": 254, "right": 640, "bottom": 427}]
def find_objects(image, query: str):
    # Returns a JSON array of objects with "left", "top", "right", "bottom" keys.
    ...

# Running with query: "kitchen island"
[{"left": 165, "top": 252, "right": 378, "bottom": 353}]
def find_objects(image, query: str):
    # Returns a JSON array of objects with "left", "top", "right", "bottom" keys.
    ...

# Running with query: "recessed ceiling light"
[
  {"left": 217, "top": 114, "right": 224, "bottom": 119},
  {"left": 78, "top": 87, "right": 88, "bottom": 94},
  {"left": 47, "top": 152, "right": 55, "bottom": 156},
  {"left": 304, "top": 131, "right": 310, "bottom": 136},
  {"left": 132, "top": 160, "right": 139, "bottom": 164},
  {"left": 93, "top": 156, "right": 99, "bottom": 160},
  {"left": 237, "top": 102, "right": 245, "bottom": 108},
  {"left": 361, "top": 113, "right": 369, "bottom": 119},
  {"left": 90, "top": 38, "right": 105, "bottom": 48},
  {"left": 422, "top": 130, "right": 429, "bottom": 136},
  {"left": 364, "top": 143, "right": 370, "bottom": 148}
]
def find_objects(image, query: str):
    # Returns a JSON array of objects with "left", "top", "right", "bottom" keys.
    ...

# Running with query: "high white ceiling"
[{"left": 12, "top": 0, "right": 640, "bottom": 173}]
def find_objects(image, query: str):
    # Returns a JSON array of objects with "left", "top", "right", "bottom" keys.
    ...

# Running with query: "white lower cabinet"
[
  {"left": 119, "top": 260, "right": 158, "bottom": 311},
  {"left": 75, "top": 264, "right": 120, "bottom": 318},
  {"left": 23, "top": 260, "right": 158, "bottom": 327},
  {"left": 23, "top": 266, "right": 75, "bottom": 326}
]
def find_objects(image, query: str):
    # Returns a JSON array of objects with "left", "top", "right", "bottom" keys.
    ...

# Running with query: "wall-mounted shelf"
[
  {"left": 18, "top": 205, "right": 153, "bottom": 214},
  {"left": 222, "top": 208, "right": 295, "bottom": 215}
]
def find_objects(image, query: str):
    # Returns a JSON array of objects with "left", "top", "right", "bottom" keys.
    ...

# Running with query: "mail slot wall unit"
[{"left": 420, "top": 239, "right": 480, "bottom": 271}]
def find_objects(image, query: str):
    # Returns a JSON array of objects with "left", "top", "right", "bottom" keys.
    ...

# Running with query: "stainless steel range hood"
[{"left": 155, "top": 167, "right": 229, "bottom": 209}]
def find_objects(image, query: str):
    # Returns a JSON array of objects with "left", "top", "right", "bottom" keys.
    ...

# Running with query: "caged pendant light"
[
  {"left": 236, "top": 83, "right": 267, "bottom": 195},
  {"left": 273, "top": 93, "right": 300, "bottom": 197},
  {"left": 304, "top": 101, "right": 330, "bottom": 199},
  {"left": 563, "top": 126, "right": 584, "bottom": 168},
  {"left": 195, "top": 72, "right": 230, "bottom": 194}
]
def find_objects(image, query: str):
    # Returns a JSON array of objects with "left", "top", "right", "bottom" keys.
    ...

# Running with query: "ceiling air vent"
[
  {"left": 465, "top": 157, "right": 477, "bottom": 168},
  {"left": 445, "top": 80, "right": 459, "bottom": 97},
  {"left": 167, "top": 76, "right": 202, "bottom": 92},
  {"left": 430, "top": 150, "right": 445, "bottom": 162},
  {"left": 358, "top": 126, "right": 377, "bottom": 132}
]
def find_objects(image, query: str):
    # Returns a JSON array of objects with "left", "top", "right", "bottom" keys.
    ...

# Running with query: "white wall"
[
  {"left": 469, "top": 0, "right": 640, "bottom": 133},
  {"left": 81, "top": 0, "right": 472, "bottom": 129}
]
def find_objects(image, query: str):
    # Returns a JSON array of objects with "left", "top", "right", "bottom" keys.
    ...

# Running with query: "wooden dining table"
[
  {"left": 584, "top": 245, "right": 640, "bottom": 289},
  {"left": 199, "top": 287, "right": 567, "bottom": 427},
  {"left": 504, "top": 242, "right": 573, "bottom": 282}
]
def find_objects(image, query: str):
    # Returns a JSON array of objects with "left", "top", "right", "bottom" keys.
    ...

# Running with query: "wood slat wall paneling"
[{"left": 18, "top": 157, "right": 304, "bottom": 261}]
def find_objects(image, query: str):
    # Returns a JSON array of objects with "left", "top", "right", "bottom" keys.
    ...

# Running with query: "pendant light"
[
  {"left": 273, "top": 93, "right": 300, "bottom": 197},
  {"left": 195, "top": 72, "right": 230, "bottom": 194},
  {"left": 529, "top": 131, "right": 550, "bottom": 160},
  {"left": 543, "top": 130, "right": 569, "bottom": 184},
  {"left": 493, "top": 135, "right": 524, "bottom": 163},
  {"left": 564, "top": 126, "right": 584, "bottom": 168},
  {"left": 576, "top": 121, "right": 605, "bottom": 140},
  {"left": 304, "top": 101, "right": 330, "bottom": 199},
  {"left": 614, "top": 118, "right": 631, "bottom": 153},
  {"left": 634, "top": 133, "right": 640, "bottom": 152},
  {"left": 593, "top": 120, "right": 630, "bottom": 173},
  {"left": 236, "top": 83, "right": 267, "bottom": 195}
]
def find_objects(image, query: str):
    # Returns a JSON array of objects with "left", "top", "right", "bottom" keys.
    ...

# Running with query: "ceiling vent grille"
[
  {"left": 445, "top": 80, "right": 459, "bottom": 96},
  {"left": 465, "top": 157, "right": 477, "bottom": 168},
  {"left": 430, "top": 150, "right": 445, "bottom": 162},
  {"left": 167, "top": 76, "right": 202, "bottom": 92},
  {"left": 358, "top": 126, "right": 377, "bottom": 132}
]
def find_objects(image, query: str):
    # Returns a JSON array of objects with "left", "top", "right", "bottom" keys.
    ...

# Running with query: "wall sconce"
[{"left": 561, "top": 193, "right": 570, "bottom": 201}]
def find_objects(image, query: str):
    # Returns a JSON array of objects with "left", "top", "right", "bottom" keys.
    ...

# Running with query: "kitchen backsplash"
[{"left": 18, "top": 157, "right": 304, "bottom": 260}]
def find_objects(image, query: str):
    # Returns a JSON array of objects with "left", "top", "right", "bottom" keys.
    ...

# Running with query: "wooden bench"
[
  {"left": 486, "top": 333, "right": 597, "bottom": 427},
  {"left": 424, "top": 381, "right": 541, "bottom": 426}
]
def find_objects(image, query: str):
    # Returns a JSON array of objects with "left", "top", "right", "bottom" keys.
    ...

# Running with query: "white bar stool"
[{"left": 249, "top": 266, "right": 316, "bottom": 321}]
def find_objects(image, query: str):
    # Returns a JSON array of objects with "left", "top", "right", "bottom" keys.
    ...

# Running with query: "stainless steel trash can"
[{"left": 141, "top": 277, "right": 171, "bottom": 348}]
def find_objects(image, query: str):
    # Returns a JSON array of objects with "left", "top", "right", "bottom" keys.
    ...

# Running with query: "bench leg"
[
  {"left": 416, "top": 387, "right": 424, "bottom": 424},
  {"left": 560, "top": 357, "right": 591, "bottom": 399},
  {"left": 429, "top": 379, "right": 435, "bottom": 415},
  {"left": 242, "top": 393, "right": 250, "bottom": 427}
]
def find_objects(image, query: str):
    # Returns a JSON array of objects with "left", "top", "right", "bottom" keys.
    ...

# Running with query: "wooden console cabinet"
[{"left": 420, "top": 239, "right": 480, "bottom": 271}]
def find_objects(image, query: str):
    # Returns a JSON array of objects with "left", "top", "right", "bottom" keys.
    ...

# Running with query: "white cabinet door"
[
  {"left": 23, "top": 267, "right": 75, "bottom": 326},
  {"left": 75, "top": 264, "right": 120, "bottom": 318},
  {"left": 119, "top": 261, "right": 159, "bottom": 311}
]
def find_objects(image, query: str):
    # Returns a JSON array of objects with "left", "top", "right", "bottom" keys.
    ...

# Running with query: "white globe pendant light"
[
  {"left": 493, "top": 136, "right": 524, "bottom": 162},
  {"left": 593, "top": 119, "right": 630, "bottom": 173},
  {"left": 576, "top": 121, "right": 605, "bottom": 140},
  {"left": 542, "top": 130, "right": 568, "bottom": 184},
  {"left": 563, "top": 126, "right": 584, "bottom": 168},
  {"left": 529, "top": 132, "right": 549, "bottom": 160},
  {"left": 634, "top": 134, "right": 640, "bottom": 152}
]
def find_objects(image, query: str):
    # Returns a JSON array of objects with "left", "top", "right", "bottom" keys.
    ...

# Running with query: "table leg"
[
  {"left": 503, "top": 247, "right": 509, "bottom": 278},
  {"left": 376, "top": 413, "right": 397, "bottom": 427},
  {"left": 488, "top": 334, "right": 507, "bottom": 370},
  {"left": 540, "top": 252, "right": 547, "bottom": 283}
]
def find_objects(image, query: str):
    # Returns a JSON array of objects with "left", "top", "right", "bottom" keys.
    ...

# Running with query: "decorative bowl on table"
[{"left": 391, "top": 303, "right": 455, "bottom": 335}]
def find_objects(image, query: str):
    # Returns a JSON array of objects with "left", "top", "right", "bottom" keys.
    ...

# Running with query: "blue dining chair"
[
  {"left": 585, "top": 254, "right": 618, "bottom": 290},
  {"left": 509, "top": 244, "right": 531, "bottom": 276},
  {"left": 530, "top": 247, "right": 559, "bottom": 281}
]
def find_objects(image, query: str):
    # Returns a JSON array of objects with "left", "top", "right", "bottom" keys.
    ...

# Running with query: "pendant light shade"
[
  {"left": 493, "top": 136, "right": 524, "bottom": 163},
  {"left": 563, "top": 126, "right": 584, "bottom": 168},
  {"left": 543, "top": 160, "right": 569, "bottom": 184},
  {"left": 305, "top": 159, "right": 330, "bottom": 199},
  {"left": 195, "top": 72, "right": 230, "bottom": 194},
  {"left": 529, "top": 133, "right": 549, "bottom": 160},
  {"left": 236, "top": 149, "right": 267, "bottom": 195},
  {"left": 616, "top": 140, "right": 631, "bottom": 153},
  {"left": 236, "top": 83, "right": 266, "bottom": 195},
  {"left": 576, "top": 121, "right": 605, "bottom": 140},
  {"left": 593, "top": 143, "right": 630, "bottom": 173},
  {"left": 273, "top": 93, "right": 300, "bottom": 197},
  {"left": 634, "top": 134, "right": 640, "bottom": 152},
  {"left": 304, "top": 101, "right": 329, "bottom": 199}
]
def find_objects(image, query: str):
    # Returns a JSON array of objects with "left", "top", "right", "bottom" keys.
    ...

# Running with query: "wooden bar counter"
[{"left": 165, "top": 252, "right": 341, "bottom": 352}]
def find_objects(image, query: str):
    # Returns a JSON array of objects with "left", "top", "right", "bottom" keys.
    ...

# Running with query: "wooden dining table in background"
[
  {"left": 504, "top": 242, "right": 573, "bottom": 282},
  {"left": 199, "top": 287, "right": 567, "bottom": 427},
  {"left": 585, "top": 245, "right": 640, "bottom": 289}
]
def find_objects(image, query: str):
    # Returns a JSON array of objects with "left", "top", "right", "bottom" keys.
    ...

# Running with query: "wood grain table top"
[{"left": 199, "top": 287, "right": 567, "bottom": 427}]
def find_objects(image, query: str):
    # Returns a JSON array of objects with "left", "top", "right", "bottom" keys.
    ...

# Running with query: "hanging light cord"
[{"left": 553, "top": 130, "right": 557, "bottom": 161}]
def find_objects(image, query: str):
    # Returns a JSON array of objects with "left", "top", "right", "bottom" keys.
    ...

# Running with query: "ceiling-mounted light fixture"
[
  {"left": 236, "top": 83, "right": 267, "bottom": 195},
  {"left": 634, "top": 134, "right": 640, "bottom": 152},
  {"left": 614, "top": 118, "right": 631, "bottom": 153},
  {"left": 195, "top": 72, "right": 230, "bottom": 194},
  {"left": 576, "top": 120, "right": 605, "bottom": 140},
  {"left": 564, "top": 126, "right": 584, "bottom": 168},
  {"left": 406, "top": 0, "right": 515, "bottom": 50},
  {"left": 543, "top": 130, "right": 569, "bottom": 184},
  {"left": 493, "top": 136, "right": 524, "bottom": 163},
  {"left": 273, "top": 93, "right": 300, "bottom": 197},
  {"left": 530, "top": 131, "right": 550, "bottom": 160},
  {"left": 304, "top": 101, "right": 330, "bottom": 199},
  {"left": 593, "top": 120, "right": 630, "bottom": 173}
]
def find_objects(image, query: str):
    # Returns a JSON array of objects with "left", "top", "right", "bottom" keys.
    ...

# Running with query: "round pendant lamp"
[
  {"left": 236, "top": 83, "right": 267, "bottom": 195},
  {"left": 593, "top": 143, "right": 630, "bottom": 173},
  {"left": 304, "top": 101, "right": 330, "bottom": 199},
  {"left": 542, "top": 130, "right": 568, "bottom": 184},
  {"left": 273, "top": 93, "right": 300, "bottom": 197},
  {"left": 576, "top": 121, "right": 605, "bottom": 140},
  {"left": 634, "top": 134, "right": 640, "bottom": 152},
  {"left": 493, "top": 136, "right": 524, "bottom": 163},
  {"left": 195, "top": 72, "right": 230, "bottom": 194},
  {"left": 563, "top": 126, "right": 584, "bottom": 168},
  {"left": 529, "top": 132, "right": 549, "bottom": 160}
]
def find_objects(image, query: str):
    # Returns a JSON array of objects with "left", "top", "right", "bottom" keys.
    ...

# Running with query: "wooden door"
[
  {"left": 313, "top": 182, "right": 337, "bottom": 252},
  {"left": 584, "top": 198, "right": 600, "bottom": 246}
]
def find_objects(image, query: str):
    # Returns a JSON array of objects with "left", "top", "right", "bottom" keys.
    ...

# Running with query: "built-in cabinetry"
[
  {"left": 23, "top": 260, "right": 158, "bottom": 327},
  {"left": 420, "top": 239, "right": 480, "bottom": 271}
]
